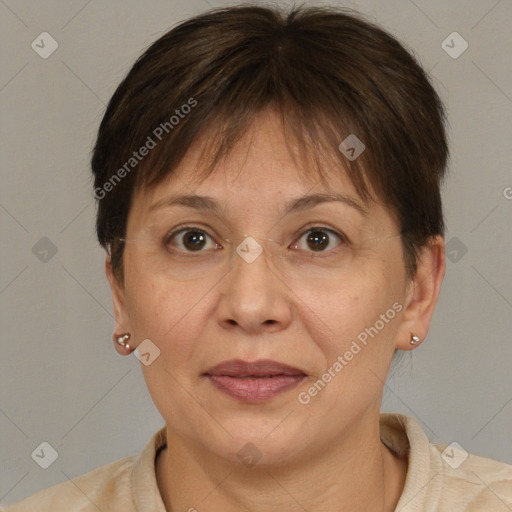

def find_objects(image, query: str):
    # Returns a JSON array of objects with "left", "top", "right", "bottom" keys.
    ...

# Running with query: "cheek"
[
  {"left": 124, "top": 263, "right": 217, "bottom": 361},
  {"left": 126, "top": 274, "right": 218, "bottom": 423},
  {"left": 294, "top": 273, "right": 402, "bottom": 415},
  {"left": 292, "top": 258, "right": 404, "bottom": 380},
  {"left": 298, "top": 263, "right": 397, "bottom": 331}
]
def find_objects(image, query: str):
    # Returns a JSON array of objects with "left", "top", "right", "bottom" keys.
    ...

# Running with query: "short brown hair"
[{"left": 91, "top": 4, "right": 448, "bottom": 279}]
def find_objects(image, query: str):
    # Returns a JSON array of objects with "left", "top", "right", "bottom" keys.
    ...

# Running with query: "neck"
[{"left": 156, "top": 414, "right": 407, "bottom": 512}]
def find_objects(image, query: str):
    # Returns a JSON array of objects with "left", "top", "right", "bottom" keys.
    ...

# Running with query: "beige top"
[{"left": 4, "top": 413, "right": 511, "bottom": 511}]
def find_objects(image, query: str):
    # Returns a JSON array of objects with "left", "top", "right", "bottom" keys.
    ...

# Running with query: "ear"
[
  {"left": 105, "top": 255, "right": 133, "bottom": 355},
  {"left": 395, "top": 235, "right": 445, "bottom": 350}
]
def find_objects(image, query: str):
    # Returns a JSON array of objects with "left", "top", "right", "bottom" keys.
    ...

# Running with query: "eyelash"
[{"left": 164, "top": 225, "right": 348, "bottom": 254}]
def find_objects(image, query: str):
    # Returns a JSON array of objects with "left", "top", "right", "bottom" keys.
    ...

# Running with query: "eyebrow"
[{"left": 148, "top": 192, "right": 368, "bottom": 217}]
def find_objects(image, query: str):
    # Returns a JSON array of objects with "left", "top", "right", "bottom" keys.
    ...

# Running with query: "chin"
[{"left": 203, "top": 417, "right": 310, "bottom": 467}]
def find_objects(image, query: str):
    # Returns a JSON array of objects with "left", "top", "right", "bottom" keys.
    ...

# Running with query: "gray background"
[{"left": 1, "top": 0, "right": 511, "bottom": 506}]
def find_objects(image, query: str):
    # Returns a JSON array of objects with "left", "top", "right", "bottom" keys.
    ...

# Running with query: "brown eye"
[
  {"left": 182, "top": 230, "right": 207, "bottom": 251},
  {"left": 306, "top": 230, "right": 330, "bottom": 251},
  {"left": 166, "top": 228, "right": 220, "bottom": 252},
  {"left": 292, "top": 227, "right": 344, "bottom": 252}
]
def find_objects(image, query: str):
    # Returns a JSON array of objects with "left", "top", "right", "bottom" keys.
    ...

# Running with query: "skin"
[{"left": 106, "top": 108, "right": 445, "bottom": 511}]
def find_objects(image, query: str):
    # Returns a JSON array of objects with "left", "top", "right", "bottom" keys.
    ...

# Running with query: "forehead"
[
  {"left": 125, "top": 109, "right": 402, "bottom": 243},
  {"left": 135, "top": 109, "right": 363, "bottom": 207}
]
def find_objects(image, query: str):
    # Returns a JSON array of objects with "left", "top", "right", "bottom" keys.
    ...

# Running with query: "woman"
[{"left": 7, "top": 4, "right": 511, "bottom": 511}]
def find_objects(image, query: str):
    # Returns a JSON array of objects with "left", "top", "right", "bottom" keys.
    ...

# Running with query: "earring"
[
  {"left": 115, "top": 333, "right": 132, "bottom": 351},
  {"left": 410, "top": 334, "right": 421, "bottom": 345}
]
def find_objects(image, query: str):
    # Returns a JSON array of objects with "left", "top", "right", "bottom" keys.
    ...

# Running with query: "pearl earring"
[
  {"left": 115, "top": 333, "right": 132, "bottom": 351},
  {"left": 410, "top": 334, "right": 421, "bottom": 345}
]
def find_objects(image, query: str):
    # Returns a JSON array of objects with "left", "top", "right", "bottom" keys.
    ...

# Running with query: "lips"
[
  {"left": 205, "top": 359, "right": 306, "bottom": 377},
  {"left": 204, "top": 359, "right": 306, "bottom": 402}
]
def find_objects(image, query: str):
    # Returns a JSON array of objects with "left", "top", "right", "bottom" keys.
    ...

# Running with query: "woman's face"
[{"left": 108, "top": 109, "right": 440, "bottom": 465}]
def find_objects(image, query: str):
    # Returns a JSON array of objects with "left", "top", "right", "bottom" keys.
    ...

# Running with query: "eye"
[
  {"left": 165, "top": 227, "right": 221, "bottom": 252},
  {"left": 291, "top": 227, "right": 345, "bottom": 252}
]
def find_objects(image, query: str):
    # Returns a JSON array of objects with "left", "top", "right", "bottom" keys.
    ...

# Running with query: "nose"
[{"left": 215, "top": 241, "right": 292, "bottom": 334}]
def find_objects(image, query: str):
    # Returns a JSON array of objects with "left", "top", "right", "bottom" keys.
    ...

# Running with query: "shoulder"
[
  {"left": 2, "top": 456, "right": 136, "bottom": 512},
  {"left": 380, "top": 413, "right": 512, "bottom": 511},
  {"left": 429, "top": 441, "right": 512, "bottom": 511},
  {"left": 2, "top": 427, "right": 167, "bottom": 512}
]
